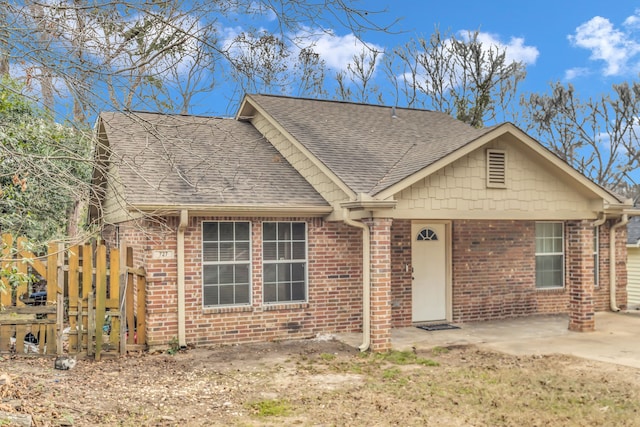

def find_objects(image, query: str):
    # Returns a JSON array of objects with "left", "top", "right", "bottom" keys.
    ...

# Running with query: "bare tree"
[
  {"left": 334, "top": 49, "right": 383, "bottom": 103},
  {"left": 386, "top": 28, "right": 526, "bottom": 127},
  {"left": 520, "top": 81, "right": 640, "bottom": 192},
  {"left": 1, "top": 0, "right": 393, "bottom": 124}
]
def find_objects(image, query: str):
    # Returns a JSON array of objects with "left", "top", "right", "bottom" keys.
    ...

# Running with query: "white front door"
[{"left": 411, "top": 222, "right": 447, "bottom": 322}]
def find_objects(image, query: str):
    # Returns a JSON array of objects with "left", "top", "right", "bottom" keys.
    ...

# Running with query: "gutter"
[
  {"left": 177, "top": 209, "right": 188, "bottom": 348},
  {"left": 342, "top": 208, "right": 371, "bottom": 352},
  {"left": 609, "top": 214, "right": 629, "bottom": 312}
]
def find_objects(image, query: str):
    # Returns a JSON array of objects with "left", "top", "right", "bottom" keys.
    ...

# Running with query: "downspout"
[
  {"left": 343, "top": 208, "right": 371, "bottom": 352},
  {"left": 177, "top": 209, "right": 188, "bottom": 348},
  {"left": 609, "top": 214, "right": 628, "bottom": 312},
  {"left": 591, "top": 213, "right": 606, "bottom": 227}
]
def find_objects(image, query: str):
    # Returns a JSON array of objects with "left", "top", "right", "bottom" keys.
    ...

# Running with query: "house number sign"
[{"left": 152, "top": 250, "right": 175, "bottom": 260}]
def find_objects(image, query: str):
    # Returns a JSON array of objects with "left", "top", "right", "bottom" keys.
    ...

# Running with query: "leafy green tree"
[{"left": 0, "top": 77, "right": 91, "bottom": 245}]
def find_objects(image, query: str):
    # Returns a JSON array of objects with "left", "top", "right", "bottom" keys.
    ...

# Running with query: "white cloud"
[
  {"left": 471, "top": 32, "right": 540, "bottom": 65},
  {"left": 624, "top": 9, "right": 640, "bottom": 29},
  {"left": 564, "top": 67, "right": 591, "bottom": 81},
  {"left": 296, "top": 31, "right": 383, "bottom": 71},
  {"left": 569, "top": 14, "right": 640, "bottom": 76}
]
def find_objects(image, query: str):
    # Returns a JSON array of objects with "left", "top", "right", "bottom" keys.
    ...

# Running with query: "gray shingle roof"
[
  {"left": 247, "top": 94, "right": 493, "bottom": 196},
  {"left": 99, "top": 111, "right": 329, "bottom": 208}
]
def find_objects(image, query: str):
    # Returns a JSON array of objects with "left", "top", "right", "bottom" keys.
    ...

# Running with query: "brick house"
[{"left": 90, "top": 94, "right": 633, "bottom": 352}]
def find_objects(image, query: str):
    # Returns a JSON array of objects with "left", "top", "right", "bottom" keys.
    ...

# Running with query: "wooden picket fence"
[{"left": 0, "top": 234, "right": 146, "bottom": 360}]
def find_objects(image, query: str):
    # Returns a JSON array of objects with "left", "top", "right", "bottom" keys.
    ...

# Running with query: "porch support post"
[
  {"left": 567, "top": 220, "right": 595, "bottom": 332},
  {"left": 364, "top": 218, "right": 393, "bottom": 352}
]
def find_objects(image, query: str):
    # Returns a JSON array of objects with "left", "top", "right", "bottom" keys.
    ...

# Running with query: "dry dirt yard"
[{"left": 1, "top": 338, "right": 640, "bottom": 426}]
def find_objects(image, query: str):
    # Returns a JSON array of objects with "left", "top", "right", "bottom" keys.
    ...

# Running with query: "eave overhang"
[{"left": 129, "top": 204, "right": 334, "bottom": 217}]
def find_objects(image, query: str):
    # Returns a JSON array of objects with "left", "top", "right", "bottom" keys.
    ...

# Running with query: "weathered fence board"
[{"left": 0, "top": 234, "right": 146, "bottom": 359}]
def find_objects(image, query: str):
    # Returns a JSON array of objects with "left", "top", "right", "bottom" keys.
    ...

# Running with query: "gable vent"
[{"left": 486, "top": 149, "right": 507, "bottom": 188}]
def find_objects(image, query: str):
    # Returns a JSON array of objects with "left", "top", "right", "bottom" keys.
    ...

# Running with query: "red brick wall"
[
  {"left": 451, "top": 220, "right": 537, "bottom": 322},
  {"left": 104, "top": 216, "right": 628, "bottom": 347},
  {"left": 390, "top": 220, "right": 412, "bottom": 327},
  {"left": 448, "top": 220, "right": 626, "bottom": 323},
  {"left": 106, "top": 216, "right": 364, "bottom": 348}
]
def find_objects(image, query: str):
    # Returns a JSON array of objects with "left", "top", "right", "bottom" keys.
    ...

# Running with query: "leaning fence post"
[{"left": 119, "top": 244, "right": 128, "bottom": 355}]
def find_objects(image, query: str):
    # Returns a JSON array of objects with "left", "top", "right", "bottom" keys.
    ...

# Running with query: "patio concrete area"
[{"left": 336, "top": 311, "right": 640, "bottom": 369}]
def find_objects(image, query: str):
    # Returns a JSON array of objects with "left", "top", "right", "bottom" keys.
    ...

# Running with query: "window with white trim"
[
  {"left": 202, "top": 221, "right": 251, "bottom": 306},
  {"left": 263, "top": 222, "right": 307, "bottom": 303},
  {"left": 593, "top": 226, "right": 599, "bottom": 287},
  {"left": 535, "top": 222, "right": 564, "bottom": 288}
]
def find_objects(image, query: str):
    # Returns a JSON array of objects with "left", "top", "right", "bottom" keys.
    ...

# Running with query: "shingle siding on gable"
[
  {"left": 394, "top": 138, "right": 599, "bottom": 219},
  {"left": 250, "top": 112, "right": 350, "bottom": 205}
]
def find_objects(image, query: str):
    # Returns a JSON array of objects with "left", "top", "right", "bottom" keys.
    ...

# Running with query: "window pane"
[
  {"left": 264, "top": 283, "right": 277, "bottom": 302},
  {"left": 291, "top": 282, "right": 305, "bottom": 300},
  {"left": 235, "top": 241, "right": 250, "bottom": 261},
  {"left": 291, "top": 263, "right": 304, "bottom": 281},
  {"left": 292, "top": 223, "right": 305, "bottom": 240},
  {"left": 219, "top": 242, "right": 234, "bottom": 262},
  {"left": 219, "top": 265, "right": 234, "bottom": 284},
  {"left": 264, "top": 263, "right": 277, "bottom": 283},
  {"left": 203, "top": 242, "right": 218, "bottom": 262},
  {"left": 292, "top": 242, "right": 305, "bottom": 260},
  {"left": 235, "top": 264, "right": 249, "bottom": 284},
  {"left": 219, "top": 222, "right": 234, "bottom": 240},
  {"left": 278, "top": 242, "right": 288, "bottom": 260},
  {"left": 278, "top": 263, "right": 291, "bottom": 282},
  {"left": 203, "top": 265, "right": 218, "bottom": 284},
  {"left": 264, "top": 242, "right": 277, "bottom": 261},
  {"left": 219, "top": 285, "right": 234, "bottom": 305},
  {"left": 277, "top": 282, "right": 290, "bottom": 302},
  {"left": 278, "top": 223, "right": 290, "bottom": 240},
  {"left": 263, "top": 223, "right": 276, "bottom": 240},
  {"left": 203, "top": 285, "right": 218, "bottom": 306},
  {"left": 235, "top": 284, "right": 250, "bottom": 304},
  {"left": 235, "top": 222, "right": 250, "bottom": 240},
  {"left": 203, "top": 223, "right": 218, "bottom": 241}
]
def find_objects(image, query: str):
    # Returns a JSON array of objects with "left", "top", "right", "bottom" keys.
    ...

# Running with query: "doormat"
[{"left": 416, "top": 324, "right": 460, "bottom": 332}]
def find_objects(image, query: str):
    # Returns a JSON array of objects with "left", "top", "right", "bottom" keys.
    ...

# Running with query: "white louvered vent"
[{"left": 486, "top": 149, "right": 507, "bottom": 188}]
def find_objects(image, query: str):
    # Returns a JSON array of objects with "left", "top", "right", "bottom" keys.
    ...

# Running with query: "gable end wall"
[{"left": 394, "top": 138, "right": 600, "bottom": 219}]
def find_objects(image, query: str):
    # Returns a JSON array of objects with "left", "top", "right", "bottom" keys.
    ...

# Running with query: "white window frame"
[
  {"left": 535, "top": 222, "right": 564, "bottom": 289},
  {"left": 201, "top": 221, "right": 252, "bottom": 307},
  {"left": 262, "top": 221, "right": 308, "bottom": 304}
]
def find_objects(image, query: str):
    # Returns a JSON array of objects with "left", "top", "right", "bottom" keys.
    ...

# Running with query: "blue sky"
[
  {"left": 195, "top": 1, "right": 640, "bottom": 116},
  {"left": 361, "top": 1, "right": 638, "bottom": 99}
]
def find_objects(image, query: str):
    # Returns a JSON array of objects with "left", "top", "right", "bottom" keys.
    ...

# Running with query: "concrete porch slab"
[{"left": 335, "top": 311, "right": 640, "bottom": 369}]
